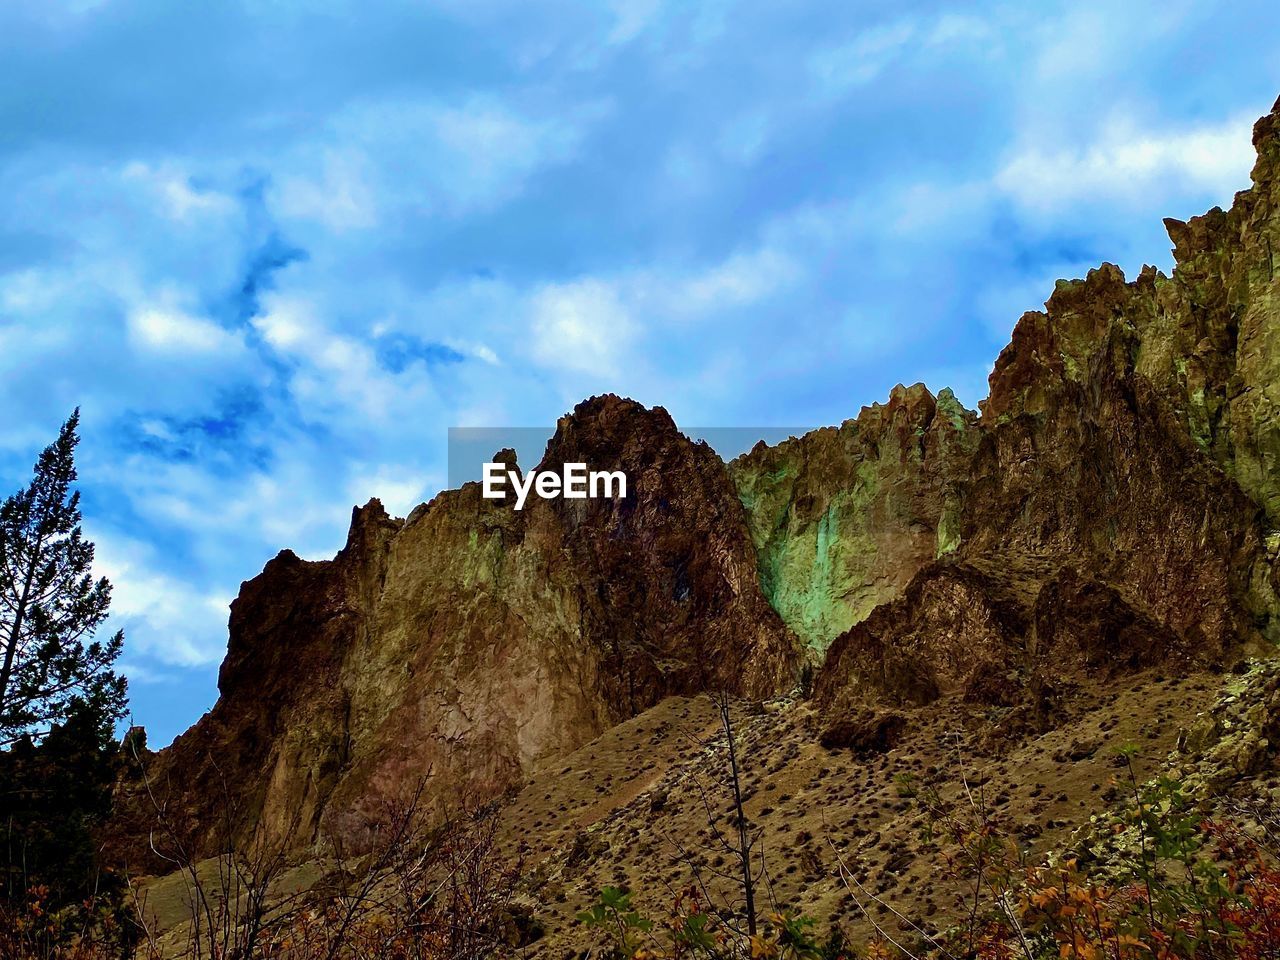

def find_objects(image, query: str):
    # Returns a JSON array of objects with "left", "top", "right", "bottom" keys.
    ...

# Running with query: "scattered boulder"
[{"left": 819, "top": 709, "right": 907, "bottom": 754}]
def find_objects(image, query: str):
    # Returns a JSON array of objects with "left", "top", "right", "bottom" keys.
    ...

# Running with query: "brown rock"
[{"left": 114, "top": 397, "right": 799, "bottom": 865}]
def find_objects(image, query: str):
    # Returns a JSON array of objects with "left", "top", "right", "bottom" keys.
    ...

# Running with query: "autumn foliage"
[{"left": 890, "top": 755, "right": 1280, "bottom": 960}]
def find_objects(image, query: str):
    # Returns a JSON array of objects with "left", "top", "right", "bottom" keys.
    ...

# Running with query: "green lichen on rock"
[
  {"left": 935, "top": 387, "right": 970, "bottom": 432},
  {"left": 731, "top": 383, "right": 979, "bottom": 654},
  {"left": 1173, "top": 660, "right": 1280, "bottom": 793},
  {"left": 752, "top": 475, "right": 888, "bottom": 654},
  {"left": 935, "top": 498, "right": 962, "bottom": 558},
  {"left": 1116, "top": 107, "right": 1280, "bottom": 529}
]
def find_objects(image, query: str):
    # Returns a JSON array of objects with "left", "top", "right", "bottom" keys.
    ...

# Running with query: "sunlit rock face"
[
  {"left": 117, "top": 396, "right": 799, "bottom": 862},
  {"left": 815, "top": 98, "right": 1280, "bottom": 718},
  {"left": 730, "top": 383, "right": 979, "bottom": 655}
]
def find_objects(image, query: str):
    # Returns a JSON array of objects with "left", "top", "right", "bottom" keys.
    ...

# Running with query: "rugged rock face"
[
  {"left": 813, "top": 560, "right": 1198, "bottom": 720},
  {"left": 815, "top": 99, "right": 1280, "bottom": 718},
  {"left": 730, "top": 383, "right": 978, "bottom": 653},
  {"left": 1153, "top": 110, "right": 1280, "bottom": 527},
  {"left": 124, "top": 397, "right": 799, "bottom": 861}
]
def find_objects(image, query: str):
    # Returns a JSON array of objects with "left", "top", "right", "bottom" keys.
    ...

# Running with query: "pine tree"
[
  {"left": 0, "top": 410, "right": 126, "bottom": 740},
  {"left": 0, "top": 697, "right": 121, "bottom": 905}
]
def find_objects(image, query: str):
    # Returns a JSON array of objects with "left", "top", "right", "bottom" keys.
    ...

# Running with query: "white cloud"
[
  {"left": 996, "top": 113, "right": 1256, "bottom": 212},
  {"left": 345, "top": 464, "right": 438, "bottom": 517},
  {"left": 530, "top": 279, "right": 634, "bottom": 376},
  {"left": 256, "top": 299, "right": 434, "bottom": 423},
  {"left": 217, "top": 468, "right": 356, "bottom": 553},
  {"left": 274, "top": 149, "right": 377, "bottom": 231},
  {"left": 670, "top": 247, "right": 798, "bottom": 313},
  {"left": 274, "top": 96, "right": 600, "bottom": 225},
  {"left": 926, "top": 13, "right": 991, "bottom": 46},
  {"left": 253, "top": 296, "right": 314, "bottom": 352},
  {"left": 2, "top": 268, "right": 70, "bottom": 313},
  {"left": 122, "top": 161, "right": 236, "bottom": 222},
  {"left": 606, "top": 0, "right": 663, "bottom": 45},
  {"left": 809, "top": 19, "right": 919, "bottom": 92},
  {"left": 444, "top": 339, "right": 501, "bottom": 365},
  {"left": 889, "top": 180, "right": 992, "bottom": 236},
  {"left": 93, "top": 535, "right": 232, "bottom": 667},
  {"left": 116, "top": 660, "right": 178, "bottom": 685},
  {"left": 430, "top": 99, "right": 586, "bottom": 206},
  {"left": 129, "top": 306, "right": 242, "bottom": 354},
  {"left": 807, "top": 12, "right": 995, "bottom": 99}
]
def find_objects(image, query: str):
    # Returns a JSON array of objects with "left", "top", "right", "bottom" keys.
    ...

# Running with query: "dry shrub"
[{"left": 880, "top": 751, "right": 1280, "bottom": 960}]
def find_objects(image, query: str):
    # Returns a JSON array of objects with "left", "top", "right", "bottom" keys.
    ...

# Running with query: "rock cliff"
[
  {"left": 730, "top": 383, "right": 978, "bottom": 654},
  {"left": 124, "top": 397, "right": 799, "bottom": 859},
  {"left": 816, "top": 99, "right": 1280, "bottom": 717}
]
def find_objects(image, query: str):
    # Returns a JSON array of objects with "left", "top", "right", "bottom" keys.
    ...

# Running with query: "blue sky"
[{"left": 1, "top": 0, "right": 1277, "bottom": 746}]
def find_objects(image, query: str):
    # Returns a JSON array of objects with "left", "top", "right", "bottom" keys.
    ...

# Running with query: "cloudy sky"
[{"left": 1, "top": 0, "right": 1277, "bottom": 745}]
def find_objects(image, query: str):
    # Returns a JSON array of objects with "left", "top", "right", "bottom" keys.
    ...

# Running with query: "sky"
[{"left": 1, "top": 0, "right": 1278, "bottom": 746}]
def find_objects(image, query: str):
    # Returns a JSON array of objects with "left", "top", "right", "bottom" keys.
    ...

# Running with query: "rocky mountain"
[
  {"left": 116, "top": 98, "right": 1280, "bottom": 947},
  {"left": 120, "top": 398, "right": 799, "bottom": 859},
  {"left": 813, "top": 110, "right": 1280, "bottom": 719}
]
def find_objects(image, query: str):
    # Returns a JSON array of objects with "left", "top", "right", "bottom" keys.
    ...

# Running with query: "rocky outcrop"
[
  {"left": 121, "top": 397, "right": 799, "bottom": 862},
  {"left": 814, "top": 98, "right": 1280, "bottom": 721},
  {"left": 968, "top": 263, "right": 1274, "bottom": 654},
  {"left": 814, "top": 560, "right": 1197, "bottom": 719},
  {"left": 730, "top": 384, "right": 978, "bottom": 653},
  {"left": 1174, "top": 660, "right": 1280, "bottom": 792},
  {"left": 1150, "top": 106, "right": 1280, "bottom": 527}
]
